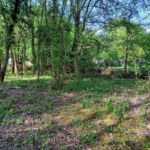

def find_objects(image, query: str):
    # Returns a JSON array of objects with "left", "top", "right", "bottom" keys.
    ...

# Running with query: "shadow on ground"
[{"left": 0, "top": 75, "right": 150, "bottom": 149}]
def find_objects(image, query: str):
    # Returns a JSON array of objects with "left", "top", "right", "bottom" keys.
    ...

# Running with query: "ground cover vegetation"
[{"left": 0, "top": 0, "right": 150, "bottom": 149}]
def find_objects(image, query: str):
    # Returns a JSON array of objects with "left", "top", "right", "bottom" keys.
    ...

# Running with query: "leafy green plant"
[
  {"left": 95, "top": 110, "right": 106, "bottom": 119},
  {"left": 0, "top": 106, "right": 18, "bottom": 120},
  {"left": 7, "top": 99, "right": 12, "bottom": 106},
  {"left": 75, "top": 109, "right": 83, "bottom": 114},
  {"left": 0, "top": 107, "right": 9, "bottom": 120},
  {"left": 72, "top": 119, "right": 85, "bottom": 127},
  {"left": 116, "top": 102, "right": 129, "bottom": 121},
  {"left": 24, "top": 133, "right": 34, "bottom": 148},
  {"left": 33, "top": 114, "right": 40, "bottom": 119},
  {"left": 16, "top": 116, "right": 23, "bottom": 124},
  {"left": 144, "top": 143, "right": 150, "bottom": 148},
  {"left": 14, "top": 139, "right": 22, "bottom": 148},
  {"left": 105, "top": 126, "right": 113, "bottom": 132},
  {"left": 82, "top": 99, "right": 92, "bottom": 108},
  {"left": 104, "top": 99, "right": 114, "bottom": 113},
  {"left": 78, "top": 132, "right": 96, "bottom": 145}
]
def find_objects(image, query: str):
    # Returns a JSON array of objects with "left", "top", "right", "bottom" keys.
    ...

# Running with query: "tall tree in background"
[
  {"left": 0, "top": 0, "right": 148, "bottom": 86},
  {"left": 0, "top": 0, "right": 28, "bottom": 82},
  {"left": 69, "top": 0, "right": 139, "bottom": 73}
]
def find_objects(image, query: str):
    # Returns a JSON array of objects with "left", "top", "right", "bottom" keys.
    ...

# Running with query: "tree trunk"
[
  {"left": 16, "top": 40, "right": 20, "bottom": 76},
  {"left": 0, "top": 26, "right": 13, "bottom": 82},
  {"left": 11, "top": 47, "right": 15, "bottom": 74},
  {"left": 31, "top": 19, "right": 36, "bottom": 75},
  {"left": 0, "top": 0, "right": 21, "bottom": 82},
  {"left": 37, "top": 2, "right": 44, "bottom": 82},
  {"left": 134, "top": 59, "right": 138, "bottom": 84},
  {"left": 52, "top": 0, "right": 58, "bottom": 88},
  {"left": 0, "top": 57, "right": 1, "bottom": 73},
  {"left": 70, "top": 19, "right": 80, "bottom": 73},
  {"left": 0, "top": 44, "right": 9, "bottom": 82},
  {"left": 69, "top": 0, "right": 96, "bottom": 74},
  {"left": 60, "top": 28, "right": 67, "bottom": 89},
  {"left": 14, "top": 51, "right": 19, "bottom": 77},
  {"left": 148, "top": 76, "right": 150, "bottom": 85},
  {"left": 124, "top": 54, "right": 128, "bottom": 73},
  {"left": 20, "top": 62, "right": 23, "bottom": 75},
  {"left": 124, "top": 31, "right": 129, "bottom": 73},
  {"left": 48, "top": 52, "right": 52, "bottom": 71},
  {"left": 22, "top": 42, "right": 26, "bottom": 75},
  {"left": 29, "top": 0, "right": 36, "bottom": 75},
  {"left": 44, "top": 0, "right": 51, "bottom": 72},
  {"left": 106, "top": 62, "right": 109, "bottom": 68}
]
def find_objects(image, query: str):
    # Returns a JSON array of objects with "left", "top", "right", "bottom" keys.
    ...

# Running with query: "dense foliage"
[{"left": 0, "top": 0, "right": 149, "bottom": 88}]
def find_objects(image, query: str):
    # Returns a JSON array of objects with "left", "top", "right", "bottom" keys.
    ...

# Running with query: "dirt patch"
[{"left": 100, "top": 69, "right": 112, "bottom": 75}]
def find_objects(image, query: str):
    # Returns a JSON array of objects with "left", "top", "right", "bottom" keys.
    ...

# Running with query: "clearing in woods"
[{"left": 0, "top": 74, "right": 150, "bottom": 150}]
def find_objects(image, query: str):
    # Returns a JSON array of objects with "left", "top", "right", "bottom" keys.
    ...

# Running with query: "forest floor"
[{"left": 0, "top": 73, "right": 150, "bottom": 150}]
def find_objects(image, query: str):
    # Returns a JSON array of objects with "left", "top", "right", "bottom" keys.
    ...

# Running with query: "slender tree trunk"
[
  {"left": 148, "top": 76, "right": 150, "bottom": 85},
  {"left": 45, "top": 0, "right": 51, "bottom": 72},
  {"left": 48, "top": 53, "right": 51, "bottom": 71},
  {"left": 0, "top": 36, "right": 1, "bottom": 73},
  {"left": 52, "top": 0, "right": 58, "bottom": 88},
  {"left": 70, "top": 19, "right": 80, "bottom": 73},
  {"left": 14, "top": 51, "right": 19, "bottom": 77},
  {"left": 11, "top": 47, "right": 15, "bottom": 74},
  {"left": 106, "top": 62, "right": 109, "bottom": 68},
  {"left": 148, "top": 67, "right": 150, "bottom": 86},
  {"left": 0, "top": 29, "right": 13, "bottom": 82},
  {"left": 37, "top": 51, "right": 40, "bottom": 82},
  {"left": 60, "top": 29, "right": 67, "bottom": 89},
  {"left": 124, "top": 51, "right": 128, "bottom": 73},
  {"left": 134, "top": 59, "right": 138, "bottom": 84},
  {"left": 20, "top": 60, "right": 23, "bottom": 75},
  {"left": 22, "top": 42, "right": 26, "bottom": 75},
  {"left": 30, "top": 0, "right": 36, "bottom": 75},
  {"left": 124, "top": 31, "right": 129, "bottom": 73},
  {"left": 17, "top": 40, "right": 20, "bottom": 76},
  {"left": 0, "top": 52, "right": 1, "bottom": 72},
  {"left": 31, "top": 19, "right": 36, "bottom": 75},
  {"left": 37, "top": 2, "right": 44, "bottom": 82}
]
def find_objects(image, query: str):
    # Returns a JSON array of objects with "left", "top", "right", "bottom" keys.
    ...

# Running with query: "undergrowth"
[{"left": 0, "top": 73, "right": 150, "bottom": 149}]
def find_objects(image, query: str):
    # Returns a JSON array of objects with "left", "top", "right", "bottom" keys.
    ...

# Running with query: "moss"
[
  {"left": 71, "top": 103, "right": 83, "bottom": 111},
  {"left": 136, "top": 136, "right": 149, "bottom": 143},
  {"left": 100, "top": 133, "right": 113, "bottom": 143},
  {"left": 61, "top": 118, "right": 71, "bottom": 124},
  {"left": 73, "top": 126, "right": 89, "bottom": 135},
  {"left": 96, "top": 145, "right": 130, "bottom": 150},
  {"left": 119, "top": 117, "right": 143, "bottom": 134},
  {"left": 80, "top": 108, "right": 91, "bottom": 113},
  {"left": 54, "top": 115, "right": 72, "bottom": 125},
  {"left": 102, "top": 114, "right": 118, "bottom": 126}
]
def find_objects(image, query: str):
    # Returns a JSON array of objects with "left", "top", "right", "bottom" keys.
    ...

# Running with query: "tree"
[
  {"left": 0, "top": 0, "right": 147, "bottom": 87},
  {"left": 0, "top": 0, "right": 28, "bottom": 82}
]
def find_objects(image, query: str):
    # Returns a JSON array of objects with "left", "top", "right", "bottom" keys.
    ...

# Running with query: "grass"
[{"left": 0, "top": 72, "right": 150, "bottom": 149}]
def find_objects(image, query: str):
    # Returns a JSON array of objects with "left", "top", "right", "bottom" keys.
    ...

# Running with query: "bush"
[
  {"left": 78, "top": 58, "right": 96, "bottom": 73},
  {"left": 138, "top": 61, "right": 150, "bottom": 78}
]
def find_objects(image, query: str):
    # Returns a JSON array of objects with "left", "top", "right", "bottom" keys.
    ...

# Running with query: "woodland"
[{"left": 0, "top": 0, "right": 150, "bottom": 149}]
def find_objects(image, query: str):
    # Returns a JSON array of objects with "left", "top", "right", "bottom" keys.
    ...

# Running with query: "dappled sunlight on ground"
[
  {"left": 51, "top": 99, "right": 150, "bottom": 149},
  {"left": 1, "top": 75, "right": 150, "bottom": 149}
]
